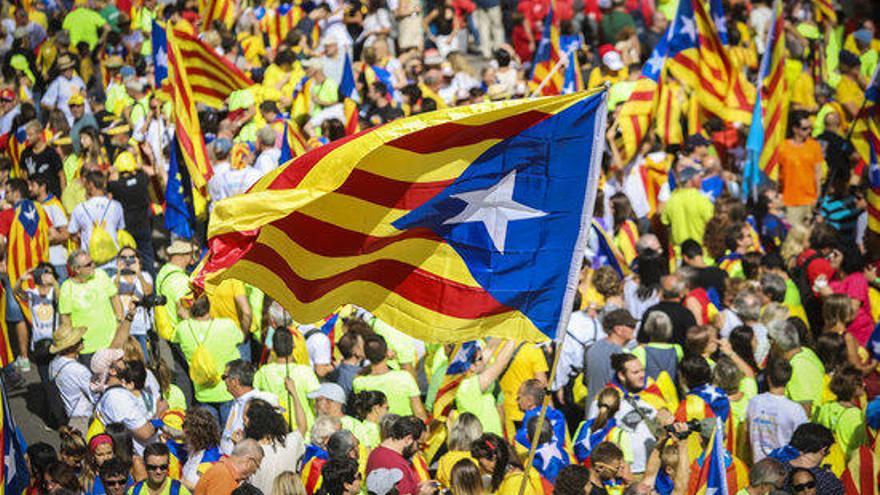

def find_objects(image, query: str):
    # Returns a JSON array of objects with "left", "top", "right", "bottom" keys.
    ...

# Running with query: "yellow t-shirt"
[
  {"left": 499, "top": 344, "right": 548, "bottom": 436},
  {"left": 587, "top": 66, "right": 629, "bottom": 89},
  {"left": 835, "top": 75, "right": 864, "bottom": 119},
  {"left": 205, "top": 279, "right": 247, "bottom": 331},
  {"left": 436, "top": 451, "right": 473, "bottom": 488},
  {"left": 496, "top": 470, "right": 542, "bottom": 495}
]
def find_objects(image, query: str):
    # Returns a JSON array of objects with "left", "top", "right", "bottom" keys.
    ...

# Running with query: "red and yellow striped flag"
[
  {"left": 755, "top": 0, "right": 789, "bottom": 180},
  {"left": 617, "top": 78, "right": 659, "bottom": 162},
  {"left": 655, "top": 79, "right": 684, "bottom": 147},
  {"left": 260, "top": 4, "right": 305, "bottom": 51},
  {"left": 814, "top": 0, "right": 837, "bottom": 25},
  {"left": 198, "top": 91, "right": 608, "bottom": 343},
  {"left": 167, "top": 27, "right": 212, "bottom": 211},
  {"left": 167, "top": 28, "right": 253, "bottom": 109},
  {"left": 842, "top": 445, "right": 880, "bottom": 494},
  {"left": 199, "top": 0, "right": 234, "bottom": 30},
  {"left": 7, "top": 200, "right": 49, "bottom": 286},
  {"left": 343, "top": 98, "right": 359, "bottom": 135},
  {"left": 529, "top": 1, "right": 564, "bottom": 96}
]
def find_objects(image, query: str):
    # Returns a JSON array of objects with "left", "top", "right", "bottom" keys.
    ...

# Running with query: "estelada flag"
[
  {"left": 199, "top": 91, "right": 608, "bottom": 343},
  {"left": 6, "top": 199, "right": 49, "bottom": 286}
]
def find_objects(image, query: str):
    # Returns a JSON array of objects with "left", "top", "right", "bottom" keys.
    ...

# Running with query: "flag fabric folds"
[
  {"left": 6, "top": 127, "right": 27, "bottom": 179},
  {"left": 259, "top": 4, "right": 305, "bottom": 51},
  {"left": 6, "top": 199, "right": 50, "bottom": 286},
  {"left": 432, "top": 342, "right": 479, "bottom": 420},
  {"left": 529, "top": 3, "right": 564, "bottom": 96},
  {"left": 340, "top": 52, "right": 361, "bottom": 134},
  {"left": 199, "top": 0, "right": 234, "bottom": 30},
  {"left": 841, "top": 445, "right": 880, "bottom": 495},
  {"left": 744, "top": 0, "right": 788, "bottom": 197},
  {"left": 665, "top": 0, "right": 754, "bottom": 125},
  {"left": 165, "top": 140, "right": 196, "bottom": 240},
  {"left": 200, "top": 91, "right": 607, "bottom": 343},
  {"left": 280, "top": 121, "right": 309, "bottom": 164},
  {"left": 814, "top": 0, "right": 837, "bottom": 25},
  {"left": 166, "top": 26, "right": 212, "bottom": 211},
  {"left": 153, "top": 23, "right": 253, "bottom": 109},
  {"left": 863, "top": 64, "right": 880, "bottom": 235},
  {"left": 687, "top": 419, "right": 730, "bottom": 495},
  {"left": 562, "top": 48, "right": 584, "bottom": 95},
  {"left": 1, "top": 376, "right": 29, "bottom": 495}
]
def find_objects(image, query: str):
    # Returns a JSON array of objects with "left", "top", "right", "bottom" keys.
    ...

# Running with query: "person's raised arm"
[
  {"left": 411, "top": 395, "right": 428, "bottom": 421},
  {"left": 284, "top": 376, "right": 309, "bottom": 437},
  {"left": 234, "top": 293, "right": 252, "bottom": 337},
  {"left": 109, "top": 304, "right": 136, "bottom": 349},
  {"left": 478, "top": 340, "right": 516, "bottom": 392}
]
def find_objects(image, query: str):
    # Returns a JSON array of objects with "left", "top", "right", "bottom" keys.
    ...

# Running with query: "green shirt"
[
  {"left": 63, "top": 8, "right": 108, "bottom": 51},
  {"left": 253, "top": 362, "right": 320, "bottom": 430},
  {"left": 58, "top": 269, "right": 118, "bottom": 354},
  {"left": 600, "top": 11, "right": 636, "bottom": 44},
  {"left": 814, "top": 401, "right": 866, "bottom": 459},
  {"left": 732, "top": 377, "right": 758, "bottom": 425},
  {"left": 173, "top": 318, "right": 243, "bottom": 403},
  {"left": 360, "top": 420, "right": 381, "bottom": 449},
  {"left": 370, "top": 318, "right": 417, "bottom": 366},
  {"left": 786, "top": 347, "right": 826, "bottom": 406},
  {"left": 660, "top": 187, "right": 714, "bottom": 247},
  {"left": 353, "top": 370, "right": 419, "bottom": 416},
  {"left": 156, "top": 263, "right": 191, "bottom": 339},
  {"left": 164, "top": 384, "right": 187, "bottom": 411},
  {"left": 455, "top": 374, "right": 502, "bottom": 436}
]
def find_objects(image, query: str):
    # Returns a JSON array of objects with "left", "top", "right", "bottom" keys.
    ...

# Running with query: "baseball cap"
[
  {"left": 602, "top": 50, "right": 624, "bottom": 71},
  {"left": 307, "top": 383, "right": 346, "bottom": 404},
  {"left": 602, "top": 308, "right": 638, "bottom": 333},
  {"left": 68, "top": 92, "right": 85, "bottom": 106},
  {"left": 365, "top": 468, "right": 404, "bottom": 495}
]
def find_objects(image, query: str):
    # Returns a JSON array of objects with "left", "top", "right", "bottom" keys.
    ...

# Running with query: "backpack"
[
  {"left": 87, "top": 384, "right": 125, "bottom": 440},
  {"left": 186, "top": 321, "right": 221, "bottom": 388},
  {"left": 45, "top": 361, "right": 73, "bottom": 429},
  {"left": 83, "top": 200, "right": 135, "bottom": 265},
  {"left": 790, "top": 252, "right": 824, "bottom": 331}
]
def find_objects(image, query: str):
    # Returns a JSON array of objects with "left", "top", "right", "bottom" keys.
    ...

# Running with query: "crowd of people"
[{"left": 1, "top": 0, "right": 880, "bottom": 494}]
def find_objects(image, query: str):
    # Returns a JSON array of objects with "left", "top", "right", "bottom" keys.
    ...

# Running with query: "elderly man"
[
  {"left": 195, "top": 439, "right": 264, "bottom": 495},
  {"left": 58, "top": 250, "right": 123, "bottom": 363},
  {"left": 769, "top": 320, "right": 825, "bottom": 416}
]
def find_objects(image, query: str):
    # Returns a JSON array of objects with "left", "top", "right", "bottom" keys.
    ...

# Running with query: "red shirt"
[
  {"left": 0, "top": 207, "right": 15, "bottom": 237},
  {"left": 366, "top": 446, "right": 420, "bottom": 495}
]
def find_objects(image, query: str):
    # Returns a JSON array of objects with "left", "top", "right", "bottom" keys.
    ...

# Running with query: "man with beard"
[
  {"left": 364, "top": 415, "right": 434, "bottom": 495},
  {"left": 586, "top": 353, "right": 665, "bottom": 475}
]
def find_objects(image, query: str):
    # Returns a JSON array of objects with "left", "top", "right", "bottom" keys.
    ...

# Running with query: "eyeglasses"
[
  {"left": 120, "top": 255, "right": 136, "bottom": 261},
  {"left": 104, "top": 479, "right": 126, "bottom": 487},
  {"left": 793, "top": 481, "right": 816, "bottom": 492},
  {"left": 146, "top": 464, "right": 168, "bottom": 471}
]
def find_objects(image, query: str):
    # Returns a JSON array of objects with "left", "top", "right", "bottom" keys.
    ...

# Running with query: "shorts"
[{"left": 2, "top": 275, "right": 24, "bottom": 323}]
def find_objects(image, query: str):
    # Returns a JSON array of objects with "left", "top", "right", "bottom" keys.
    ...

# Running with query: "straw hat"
[
  {"left": 56, "top": 54, "right": 76, "bottom": 71},
  {"left": 49, "top": 324, "right": 87, "bottom": 353},
  {"left": 167, "top": 240, "right": 196, "bottom": 256}
]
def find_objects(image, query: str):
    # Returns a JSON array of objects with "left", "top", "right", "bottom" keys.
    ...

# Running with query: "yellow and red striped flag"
[
  {"left": 814, "top": 0, "right": 837, "bottom": 25},
  {"left": 529, "top": 1, "right": 564, "bottom": 96},
  {"left": 744, "top": 0, "right": 788, "bottom": 192},
  {"left": 665, "top": 0, "right": 754, "bottom": 126},
  {"left": 259, "top": 4, "right": 305, "bottom": 51},
  {"left": 654, "top": 79, "right": 684, "bottom": 147},
  {"left": 343, "top": 99, "right": 359, "bottom": 135},
  {"left": 198, "top": 91, "right": 608, "bottom": 343},
  {"left": 841, "top": 445, "right": 880, "bottom": 494},
  {"left": 166, "top": 27, "right": 253, "bottom": 109},
  {"left": 166, "top": 27, "right": 212, "bottom": 212},
  {"left": 6, "top": 199, "right": 49, "bottom": 286},
  {"left": 199, "top": 0, "right": 234, "bottom": 30},
  {"left": 860, "top": 62, "right": 880, "bottom": 234}
]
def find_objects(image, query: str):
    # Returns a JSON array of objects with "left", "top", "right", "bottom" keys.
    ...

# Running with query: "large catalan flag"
[
  {"left": 199, "top": 91, "right": 607, "bottom": 343},
  {"left": 841, "top": 445, "right": 880, "bottom": 495},
  {"left": 529, "top": 2, "right": 564, "bottom": 96},
  {"left": 166, "top": 26, "right": 212, "bottom": 211},
  {"left": 665, "top": 0, "right": 754, "bottom": 125},
  {"left": 744, "top": 0, "right": 788, "bottom": 196},
  {"left": 153, "top": 22, "right": 253, "bottom": 109},
  {"left": 1, "top": 375, "right": 29, "bottom": 495}
]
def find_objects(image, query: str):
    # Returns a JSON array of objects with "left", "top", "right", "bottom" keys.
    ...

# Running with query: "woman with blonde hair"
[
  {"left": 450, "top": 459, "right": 487, "bottom": 495},
  {"left": 272, "top": 471, "right": 307, "bottom": 495},
  {"left": 437, "top": 412, "right": 483, "bottom": 487},
  {"left": 780, "top": 224, "right": 810, "bottom": 269}
]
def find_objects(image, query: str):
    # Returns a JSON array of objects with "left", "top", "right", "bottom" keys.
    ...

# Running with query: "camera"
[
  {"left": 665, "top": 419, "right": 703, "bottom": 440},
  {"left": 136, "top": 294, "right": 168, "bottom": 308}
]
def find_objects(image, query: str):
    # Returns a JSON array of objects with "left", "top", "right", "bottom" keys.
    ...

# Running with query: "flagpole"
[
  {"left": 517, "top": 329, "right": 568, "bottom": 495},
  {"left": 530, "top": 46, "right": 578, "bottom": 98}
]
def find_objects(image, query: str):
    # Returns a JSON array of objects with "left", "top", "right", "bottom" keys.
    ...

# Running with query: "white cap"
[{"left": 602, "top": 50, "right": 624, "bottom": 71}]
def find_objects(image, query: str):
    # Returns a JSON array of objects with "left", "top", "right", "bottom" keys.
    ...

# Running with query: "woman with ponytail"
[
  {"left": 572, "top": 388, "right": 626, "bottom": 466},
  {"left": 470, "top": 433, "right": 541, "bottom": 495}
]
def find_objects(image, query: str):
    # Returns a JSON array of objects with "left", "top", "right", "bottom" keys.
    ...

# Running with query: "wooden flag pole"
[
  {"left": 517, "top": 329, "right": 568, "bottom": 495},
  {"left": 530, "top": 45, "right": 578, "bottom": 98}
]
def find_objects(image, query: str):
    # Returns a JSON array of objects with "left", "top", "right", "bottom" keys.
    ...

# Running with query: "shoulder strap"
[
  {"left": 131, "top": 481, "right": 144, "bottom": 495},
  {"left": 170, "top": 480, "right": 181, "bottom": 495},
  {"left": 51, "top": 360, "right": 75, "bottom": 381},
  {"left": 303, "top": 328, "right": 322, "bottom": 340}
]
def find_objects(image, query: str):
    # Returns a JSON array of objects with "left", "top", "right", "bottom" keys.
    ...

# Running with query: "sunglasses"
[
  {"left": 120, "top": 255, "right": 136, "bottom": 261},
  {"left": 146, "top": 463, "right": 168, "bottom": 471},
  {"left": 793, "top": 482, "right": 816, "bottom": 492},
  {"left": 104, "top": 479, "right": 126, "bottom": 487}
]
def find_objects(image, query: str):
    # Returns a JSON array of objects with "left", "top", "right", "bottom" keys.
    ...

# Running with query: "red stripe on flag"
[
  {"left": 271, "top": 211, "right": 443, "bottom": 257},
  {"left": 387, "top": 110, "right": 551, "bottom": 154},
  {"left": 859, "top": 445, "right": 874, "bottom": 493},
  {"left": 245, "top": 243, "right": 512, "bottom": 319},
  {"left": 335, "top": 169, "right": 454, "bottom": 209},
  {"left": 267, "top": 129, "right": 379, "bottom": 191}
]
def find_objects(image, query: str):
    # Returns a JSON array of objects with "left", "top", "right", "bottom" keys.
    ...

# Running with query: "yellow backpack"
[
  {"left": 186, "top": 321, "right": 221, "bottom": 388},
  {"left": 86, "top": 385, "right": 126, "bottom": 440},
  {"left": 84, "top": 201, "right": 136, "bottom": 265}
]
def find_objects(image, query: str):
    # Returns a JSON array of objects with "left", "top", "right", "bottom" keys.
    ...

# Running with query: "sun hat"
[{"left": 49, "top": 324, "right": 87, "bottom": 353}]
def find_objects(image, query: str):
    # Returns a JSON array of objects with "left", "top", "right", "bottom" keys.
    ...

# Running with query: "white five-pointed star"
[
  {"left": 5, "top": 445, "right": 16, "bottom": 481},
  {"left": 703, "top": 386, "right": 723, "bottom": 402},
  {"left": 714, "top": 15, "right": 727, "bottom": 37},
  {"left": 645, "top": 51, "right": 665, "bottom": 75},
  {"left": 155, "top": 47, "right": 168, "bottom": 69},
  {"left": 871, "top": 339, "right": 880, "bottom": 357},
  {"left": 706, "top": 488, "right": 718, "bottom": 495},
  {"left": 536, "top": 443, "right": 564, "bottom": 470},
  {"left": 443, "top": 170, "right": 547, "bottom": 254},
  {"left": 680, "top": 16, "right": 698, "bottom": 43},
  {"left": 22, "top": 203, "right": 35, "bottom": 221}
]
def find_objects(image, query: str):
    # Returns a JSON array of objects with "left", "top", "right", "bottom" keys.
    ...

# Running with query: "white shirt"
[
  {"left": 305, "top": 332, "right": 333, "bottom": 367},
  {"left": 49, "top": 355, "right": 94, "bottom": 418},
  {"left": 112, "top": 270, "right": 154, "bottom": 336},
  {"left": 96, "top": 386, "right": 156, "bottom": 455},
  {"left": 221, "top": 389, "right": 279, "bottom": 454},
  {"left": 42, "top": 198, "right": 68, "bottom": 266},
  {"left": 42, "top": 75, "right": 90, "bottom": 126},
  {"left": 0, "top": 105, "right": 20, "bottom": 135},
  {"left": 747, "top": 392, "right": 808, "bottom": 462},
  {"left": 254, "top": 148, "right": 282, "bottom": 177},
  {"left": 553, "top": 311, "right": 601, "bottom": 390},
  {"left": 211, "top": 166, "right": 263, "bottom": 202},
  {"left": 249, "top": 432, "right": 306, "bottom": 494},
  {"left": 68, "top": 196, "right": 126, "bottom": 251}
]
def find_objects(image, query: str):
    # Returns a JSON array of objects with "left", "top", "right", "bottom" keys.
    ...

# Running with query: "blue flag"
[
  {"left": 165, "top": 139, "right": 195, "bottom": 239},
  {"left": 340, "top": 52, "right": 359, "bottom": 102},
  {"left": 151, "top": 21, "right": 168, "bottom": 88},
  {"left": 2, "top": 376, "right": 29, "bottom": 495}
]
